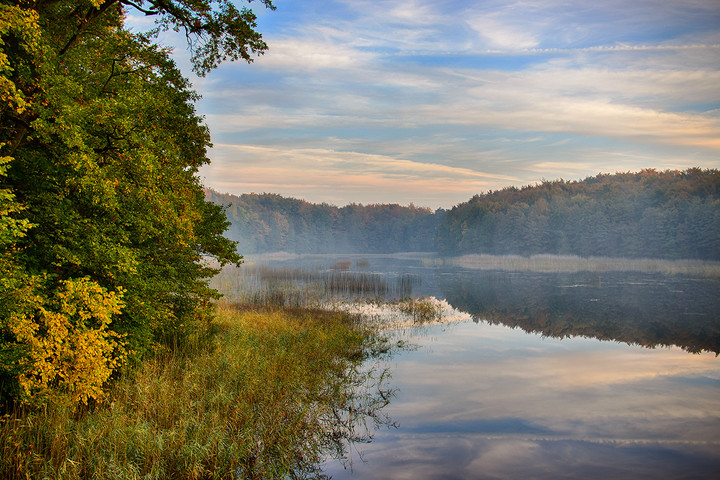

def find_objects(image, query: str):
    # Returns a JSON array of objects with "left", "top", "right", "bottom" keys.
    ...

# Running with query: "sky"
[{"left": 129, "top": 0, "right": 720, "bottom": 209}]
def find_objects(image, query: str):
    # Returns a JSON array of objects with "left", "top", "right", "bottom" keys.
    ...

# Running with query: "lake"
[{"left": 214, "top": 253, "right": 720, "bottom": 479}]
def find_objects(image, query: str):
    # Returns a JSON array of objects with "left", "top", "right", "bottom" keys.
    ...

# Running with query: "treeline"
[
  {"left": 438, "top": 168, "right": 720, "bottom": 260},
  {"left": 206, "top": 190, "right": 445, "bottom": 253},
  {"left": 209, "top": 169, "right": 720, "bottom": 261}
]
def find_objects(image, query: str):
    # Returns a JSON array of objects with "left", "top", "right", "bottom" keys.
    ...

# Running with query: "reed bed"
[
  {"left": 211, "top": 264, "right": 422, "bottom": 308},
  {"left": 396, "top": 297, "right": 444, "bottom": 324},
  {"left": 0, "top": 304, "right": 395, "bottom": 480}
]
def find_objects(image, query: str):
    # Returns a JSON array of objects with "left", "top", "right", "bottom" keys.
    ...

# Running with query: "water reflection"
[
  {"left": 324, "top": 321, "right": 720, "bottom": 479},
  {"left": 215, "top": 255, "right": 720, "bottom": 478},
  {"left": 316, "top": 258, "right": 720, "bottom": 479},
  {"left": 438, "top": 270, "right": 720, "bottom": 354},
  {"left": 224, "top": 255, "right": 720, "bottom": 354}
]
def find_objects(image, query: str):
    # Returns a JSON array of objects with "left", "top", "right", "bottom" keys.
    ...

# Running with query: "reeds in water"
[
  {"left": 396, "top": 297, "right": 443, "bottom": 323},
  {"left": 448, "top": 254, "right": 720, "bottom": 277},
  {"left": 211, "top": 264, "right": 423, "bottom": 308}
]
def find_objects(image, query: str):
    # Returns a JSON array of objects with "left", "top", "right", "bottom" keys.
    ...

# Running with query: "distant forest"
[
  {"left": 439, "top": 168, "right": 720, "bottom": 260},
  {"left": 205, "top": 191, "right": 443, "bottom": 254},
  {"left": 207, "top": 168, "right": 720, "bottom": 260}
]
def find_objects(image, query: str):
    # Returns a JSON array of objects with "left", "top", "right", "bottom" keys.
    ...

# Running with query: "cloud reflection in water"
[{"left": 323, "top": 320, "right": 720, "bottom": 479}]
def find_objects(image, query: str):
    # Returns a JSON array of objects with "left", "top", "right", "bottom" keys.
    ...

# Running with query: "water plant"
[
  {"left": 449, "top": 254, "right": 720, "bottom": 277},
  {"left": 211, "top": 264, "right": 422, "bottom": 308},
  {"left": 396, "top": 297, "right": 444, "bottom": 324}
]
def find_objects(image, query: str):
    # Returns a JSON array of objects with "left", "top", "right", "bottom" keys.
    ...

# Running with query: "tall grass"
[
  {"left": 212, "top": 264, "right": 422, "bottom": 308},
  {"left": 0, "top": 304, "right": 395, "bottom": 479},
  {"left": 396, "top": 297, "right": 443, "bottom": 324}
]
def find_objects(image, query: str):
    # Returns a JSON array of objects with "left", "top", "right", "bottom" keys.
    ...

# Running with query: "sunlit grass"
[
  {"left": 396, "top": 297, "right": 443, "bottom": 324},
  {"left": 0, "top": 304, "right": 395, "bottom": 479}
]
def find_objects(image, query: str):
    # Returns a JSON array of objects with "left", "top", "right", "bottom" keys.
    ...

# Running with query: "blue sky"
[{"left": 129, "top": 0, "right": 720, "bottom": 208}]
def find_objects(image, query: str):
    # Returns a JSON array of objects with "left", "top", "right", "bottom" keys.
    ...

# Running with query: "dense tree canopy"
[
  {"left": 1, "top": 0, "right": 272, "bottom": 407},
  {"left": 438, "top": 169, "right": 720, "bottom": 260}
]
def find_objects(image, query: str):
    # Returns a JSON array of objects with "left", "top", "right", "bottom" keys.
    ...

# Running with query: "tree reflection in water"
[{"left": 438, "top": 269, "right": 720, "bottom": 354}]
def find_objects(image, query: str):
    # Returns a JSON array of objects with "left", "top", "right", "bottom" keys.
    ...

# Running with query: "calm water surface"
[
  {"left": 324, "top": 320, "right": 720, "bottom": 479},
  {"left": 237, "top": 254, "right": 720, "bottom": 479}
]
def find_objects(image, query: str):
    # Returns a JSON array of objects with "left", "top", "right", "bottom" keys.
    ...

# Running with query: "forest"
[
  {"left": 209, "top": 169, "right": 720, "bottom": 261},
  {"left": 0, "top": 5, "right": 399, "bottom": 477},
  {"left": 438, "top": 169, "right": 720, "bottom": 260},
  {"left": 0, "top": 0, "right": 269, "bottom": 410},
  {"left": 206, "top": 190, "right": 444, "bottom": 254}
]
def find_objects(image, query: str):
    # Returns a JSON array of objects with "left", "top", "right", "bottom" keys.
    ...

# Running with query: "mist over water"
[{"left": 213, "top": 254, "right": 720, "bottom": 478}]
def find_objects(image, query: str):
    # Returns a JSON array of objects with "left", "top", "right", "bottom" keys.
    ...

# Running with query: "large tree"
[{"left": 0, "top": 0, "right": 273, "bottom": 407}]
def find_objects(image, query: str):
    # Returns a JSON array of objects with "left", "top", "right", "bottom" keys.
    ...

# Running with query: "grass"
[
  {"left": 0, "top": 303, "right": 395, "bottom": 479},
  {"left": 396, "top": 297, "right": 443, "bottom": 324},
  {"left": 211, "top": 264, "right": 422, "bottom": 308}
]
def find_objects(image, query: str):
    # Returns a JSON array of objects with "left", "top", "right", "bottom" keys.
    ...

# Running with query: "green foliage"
[
  {"left": 0, "top": 154, "right": 38, "bottom": 406},
  {"left": 438, "top": 169, "right": 720, "bottom": 260},
  {"left": 1, "top": 0, "right": 273, "bottom": 406},
  {"left": 147, "top": 0, "right": 276, "bottom": 75},
  {"left": 210, "top": 169, "right": 720, "bottom": 260}
]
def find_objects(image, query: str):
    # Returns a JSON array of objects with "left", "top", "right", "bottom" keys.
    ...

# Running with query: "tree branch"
[
  {"left": 118, "top": 0, "right": 159, "bottom": 16},
  {"left": 59, "top": 0, "right": 120, "bottom": 56}
]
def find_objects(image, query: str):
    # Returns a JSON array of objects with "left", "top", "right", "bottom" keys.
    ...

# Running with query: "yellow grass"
[{"left": 0, "top": 304, "right": 394, "bottom": 479}]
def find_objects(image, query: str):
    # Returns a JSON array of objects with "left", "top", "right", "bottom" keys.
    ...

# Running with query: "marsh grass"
[
  {"left": 212, "top": 264, "right": 422, "bottom": 308},
  {"left": 396, "top": 297, "right": 444, "bottom": 324},
  {"left": 0, "top": 304, "right": 395, "bottom": 479}
]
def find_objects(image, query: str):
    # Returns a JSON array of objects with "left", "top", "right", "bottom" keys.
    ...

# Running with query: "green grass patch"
[{"left": 0, "top": 303, "right": 395, "bottom": 479}]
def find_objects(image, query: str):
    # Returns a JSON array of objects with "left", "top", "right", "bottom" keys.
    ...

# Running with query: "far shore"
[
  {"left": 444, "top": 253, "right": 720, "bottom": 277},
  {"left": 223, "top": 252, "right": 720, "bottom": 278}
]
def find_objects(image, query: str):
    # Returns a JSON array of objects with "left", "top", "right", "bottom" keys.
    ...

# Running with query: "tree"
[{"left": 1, "top": 0, "right": 273, "bottom": 407}]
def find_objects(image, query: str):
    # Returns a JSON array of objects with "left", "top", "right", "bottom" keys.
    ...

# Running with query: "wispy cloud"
[
  {"left": 465, "top": 11, "right": 541, "bottom": 50},
  {"left": 165, "top": 0, "right": 720, "bottom": 206},
  {"left": 201, "top": 144, "right": 521, "bottom": 207},
  {"left": 257, "top": 38, "right": 377, "bottom": 71}
]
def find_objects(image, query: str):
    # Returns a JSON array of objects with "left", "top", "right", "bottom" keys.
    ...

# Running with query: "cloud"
[
  {"left": 184, "top": 0, "right": 720, "bottom": 206},
  {"left": 465, "top": 12, "right": 540, "bottom": 50},
  {"left": 256, "top": 38, "right": 377, "bottom": 71},
  {"left": 200, "top": 144, "right": 522, "bottom": 207},
  {"left": 387, "top": 62, "right": 720, "bottom": 150}
]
